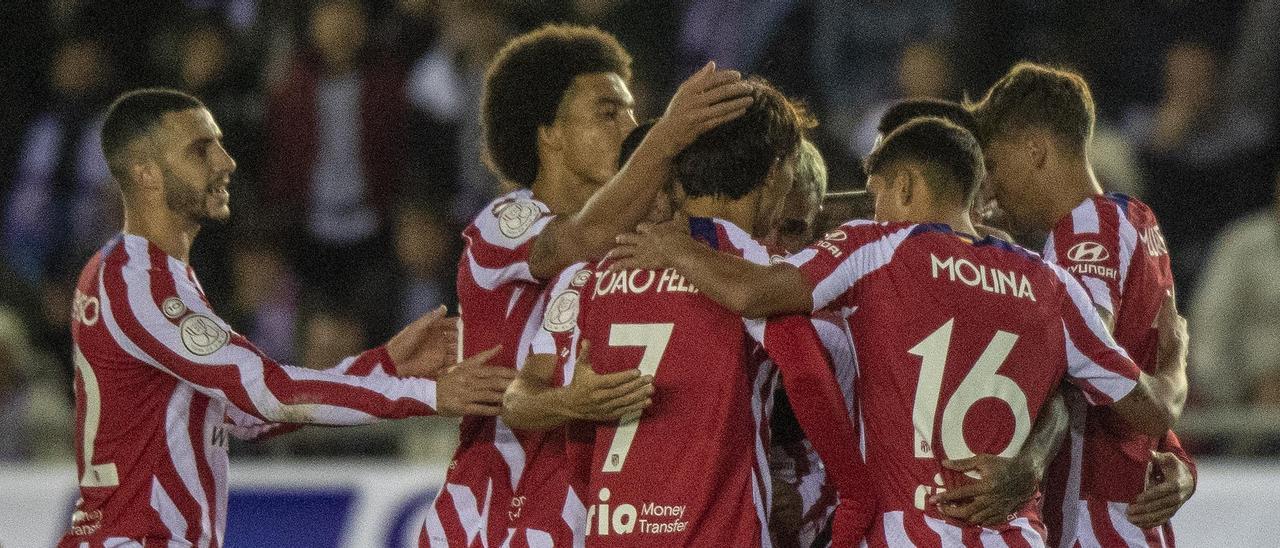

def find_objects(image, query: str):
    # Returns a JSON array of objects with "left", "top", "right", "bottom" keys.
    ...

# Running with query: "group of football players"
[
  {"left": 61, "top": 20, "right": 1196, "bottom": 548},
  {"left": 427, "top": 23, "right": 1196, "bottom": 548}
]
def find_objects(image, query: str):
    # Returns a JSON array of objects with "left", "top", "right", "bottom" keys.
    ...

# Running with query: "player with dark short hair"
[
  {"left": 61, "top": 88, "right": 508, "bottom": 547},
  {"left": 505, "top": 78, "right": 870, "bottom": 546}
]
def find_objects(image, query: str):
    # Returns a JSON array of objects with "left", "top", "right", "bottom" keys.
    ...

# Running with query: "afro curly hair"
[{"left": 481, "top": 24, "right": 632, "bottom": 187}]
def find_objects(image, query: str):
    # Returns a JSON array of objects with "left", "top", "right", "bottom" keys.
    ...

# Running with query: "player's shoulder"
[
  {"left": 549, "top": 261, "right": 594, "bottom": 293},
  {"left": 466, "top": 188, "right": 554, "bottom": 245}
]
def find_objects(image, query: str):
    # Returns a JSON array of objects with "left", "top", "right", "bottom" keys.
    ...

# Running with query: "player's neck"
[
  {"left": 920, "top": 207, "right": 978, "bottom": 238},
  {"left": 531, "top": 163, "right": 593, "bottom": 215},
  {"left": 121, "top": 202, "right": 200, "bottom": 263},
  {"left": 1042, "top": 159, "right": 1105, "bottom": 229}
]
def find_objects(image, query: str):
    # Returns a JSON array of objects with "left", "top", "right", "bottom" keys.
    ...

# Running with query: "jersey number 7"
[
  {"left": 600, "top": 323, "right": 674, "bottom": 473},
  {"left": 909, "top": 318, "right": 1032, "bottom": 461}
]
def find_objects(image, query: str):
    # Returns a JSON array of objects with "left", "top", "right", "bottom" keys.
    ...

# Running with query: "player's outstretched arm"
[
  {"left": 1110, "top": 293, "right": 1188, "bottom": 436},
  {"left": 610, "top": 218, "right": 814, "bottom": 318},
  {"left": 931, "top": 387, "right": 1069, "bottom": 525},
  {"left": 100, "top": 253, "right": 511, "bottom": 424},
  {"left": 527, "top": 62, "right": 754, "bottom": 280},
  {"left": 503, "top": 342, "right": 654, "bottom": 430},
  {"left": 761, "top": 316, "right": 874, "bottom": 545}
]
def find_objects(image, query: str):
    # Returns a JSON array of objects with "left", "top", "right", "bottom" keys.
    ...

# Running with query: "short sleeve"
[
  {"left": 531, "top": 263, "right": 590, "bottom": 386},
  {"left": 1050, "top": 263, "right": 1142, "bottom": 405}
]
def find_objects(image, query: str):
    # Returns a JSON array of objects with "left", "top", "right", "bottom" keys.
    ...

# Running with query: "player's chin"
[{"left": 202, "top": 204, "right": 232, "bottom": 224}]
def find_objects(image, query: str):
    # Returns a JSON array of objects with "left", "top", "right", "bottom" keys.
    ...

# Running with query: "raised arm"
[
  {"left": 527, "top": 63, "right": 754, "bottom": 279},
  {"left": 100, "top": 253, "right": 511, "bottom": 424}
]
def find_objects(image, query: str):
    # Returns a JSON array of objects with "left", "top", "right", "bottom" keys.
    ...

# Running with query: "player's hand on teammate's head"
[
  {"left": 566, "top": 340, "right": 655, "bottom": 422},
  {"left": 607, "top": 213, "right": 693, "bottom": 273},
  {"left": 651, "top": 61, "right": 755, "bottom": 153},
  {"left": 387, "top": 305, "right": 459, "bottom": 378},
  {"left": 1155, "top": 290, "right": 1188, "bottom": 372},
  {"left": 1126, "top": 450, "right": 1195, "bottom": 528},
  {"left": 930, "top": 454, "right": 1037, "bottom": 526},
  {"left": 435, "top": 345, "right": 514, "bottom": 417}
]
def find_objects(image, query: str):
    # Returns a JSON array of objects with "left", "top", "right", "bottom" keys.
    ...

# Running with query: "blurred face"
[
  {"left": 152, "top": 108, "right": 237, "bottom": 224},
  {"left": 310, "top": 0, "right": 367, "bottom": 68},
  {"left": 898, "top": 42, "right": 950, "bottom": 99},
  {"left": 301, "top": 313, "right": 365, "bottom": 370},
  {"left": 1164, "top": 43, "right": 1216, "bottom": 104},
  {"left": 768, "top": 168, "right": 822, "bottom": 253},
  {"left": 51, "top": 40, "right": 106, "bottom": 99},
  {"left": 980, "top": 134, "right": 1039, "bottom": 231},
  {"left": 181, "top": 28, "right": 228, "bottom": 90},
  {"left": 549, "top": 72, "right": 637, "bottom": 190},
  {"left": 395, "top": 209, "right": 450, "bottom": 277}
]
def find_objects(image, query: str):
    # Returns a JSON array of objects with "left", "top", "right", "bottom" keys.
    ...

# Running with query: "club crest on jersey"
[
  {"left": 162, "top": 297, "right": 187, "bottom": 319},
  {"left": 823, "top": 229, "right": 847, "bottom": 242},
  {"left": 179, "top": 314, "right": 230, "bottom": 356},
  {"left": 571, "top": 269, "right": 592, "bottom": 288},
  {"left": 494, "top": 199, "right": 542, "bottom": 238},
  {"left": 1066, "top": 241, "right": 1109, "bottom": 263},
  {"left": 543, "top": 290, "right": 580, "bottom": 333}
]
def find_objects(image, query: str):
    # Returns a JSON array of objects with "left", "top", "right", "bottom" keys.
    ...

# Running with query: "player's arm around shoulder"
[{"left": 608, "top": 216, "right": 815, "bottom": 318}]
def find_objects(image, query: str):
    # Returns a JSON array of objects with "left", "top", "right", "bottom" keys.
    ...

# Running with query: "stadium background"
[{"left": 0, "top": 0, "right": 1277, "bottom": 546}]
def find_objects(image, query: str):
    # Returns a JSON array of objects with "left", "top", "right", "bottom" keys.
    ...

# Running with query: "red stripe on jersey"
[{"left": 103, "top": 247, "right": 432, "bottom": 422}]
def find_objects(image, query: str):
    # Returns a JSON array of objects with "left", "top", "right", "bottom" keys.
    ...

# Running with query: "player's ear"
[
  {"left": 537, "top": 123, "right": 562, "bottom": 154},
  {"left": 897, "top": 167, "right": 919, "bottom": 206},
  {"left": 1027, "top": 132, "right": 1049, "bottom": 171}
]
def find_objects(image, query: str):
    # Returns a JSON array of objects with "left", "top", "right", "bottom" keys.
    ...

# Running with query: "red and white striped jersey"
[
  {"left": 767, "top": 312, "right": 857, "bottom": 547},
  {"left": 60, "top": 233, "right": 441, "bottom": 547},
  {"left": 1040, "top": 193, "right": 1195, "bottom": 547},
  {"left": 567, "top": 217, "right": 779, "bottom": 547},
  {"left": 782, "top": 220, "right": 1144, "bottom": 547},
  {"left": 423, "top": 189, "right": 556, "bottom": 547}
]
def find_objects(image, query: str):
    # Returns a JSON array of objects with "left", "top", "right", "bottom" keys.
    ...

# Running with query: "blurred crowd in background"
[{"left": 1, "top": 0, "right": 1278, "bottom": 462}]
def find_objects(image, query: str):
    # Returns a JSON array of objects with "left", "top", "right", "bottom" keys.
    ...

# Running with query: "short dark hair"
[
  {"left": 966, "top": 62, "right": 1095, "bottom": 153},
  {"left": 878, "top": 98, "right": 978, "bottom": 136},
  {"left": 864, "top": 117, "right": 985, "bottom": 205},
  {"left": 481, "top": 24, "right": 632, "bottom": 187},
  {"left": 675, "top": 78, "right": 813, "bottom": 200},
  {"left": 617, "top": 119, "right": 656, "bottom": 169},
  {"left": 101, "top": 88, "right": 205, "bottom": 185}
]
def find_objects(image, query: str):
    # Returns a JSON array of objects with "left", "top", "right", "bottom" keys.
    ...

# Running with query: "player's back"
[
  {"left": 822, "top": 222, "right": 1124, "bottom": 546},
  {"left": 573, "top": 217, "right": 774, "bottom": 547}
]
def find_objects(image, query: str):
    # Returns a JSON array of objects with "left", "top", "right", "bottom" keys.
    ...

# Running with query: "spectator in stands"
[
  {"left": 1190, "top": 170, "right": 1280, "bottom": 408},
  {"left": 266, "top": 0, "right": 406, "bottom": 342},
  {"left": 393, "top": 204, "right": 455, "bottom": 327},
  {"left": 852, "top": 41, "right": 955, "bottom": 155},
  {"left": 404, "top": 0, "right": 511, "bottom": 220},
  {"left": 2, "top": 37, "right": 116, "bottom": 286},
  {"left": 1126, "top": 40, "right": 1276, "bottom": 291},
  {"left": 224, "top": 237, "right": 299, "bottom": 364},
  {"left": 0, "top": 306, "right": 71, "bottom": 462}
]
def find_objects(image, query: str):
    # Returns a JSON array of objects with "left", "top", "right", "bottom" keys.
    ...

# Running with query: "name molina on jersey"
[{"left": 930, "top": 254, "right": 1036, "bottom": 302}]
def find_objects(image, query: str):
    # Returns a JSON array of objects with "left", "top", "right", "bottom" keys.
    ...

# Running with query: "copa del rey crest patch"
[{"left": 493, "top": 199, "right": 543, "bottom": 238}]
